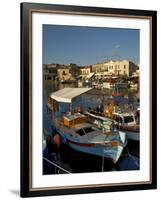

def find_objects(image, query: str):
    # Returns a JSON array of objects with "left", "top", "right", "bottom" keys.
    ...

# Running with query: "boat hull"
[
  {"left": 52, "top": 114, "right": 126, "bottom": 163},
  {"left": 125, "top": 130, "right": 139, "bottom": 141},
  {"left": 117, "top": 125, "right": 139, "bottom": 141},
  {"left": 66, "top": 139, "right": 124, "bottom": 163},
  {"left": 56, "top": 129, "right": 125, "bottom": 163},
  {"left": 85, "top": 111, "right": 139, "bottom": 141}
]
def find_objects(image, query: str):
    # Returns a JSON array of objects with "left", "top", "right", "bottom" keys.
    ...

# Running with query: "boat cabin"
[
  {"left": 85, "top": 111, "right": 117, "bottom": 135},
  {"left": 112, "top": 112, "right": 136, "bottom": 126},
  {"left": 48, "top": 87, "right": 92, "bottom": 114}
]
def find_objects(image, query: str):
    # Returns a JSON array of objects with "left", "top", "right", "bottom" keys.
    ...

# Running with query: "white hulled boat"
[
  {"left": 86, "top": 105, "right": 140, "bottom": 141},
  {"left": 48, "top": 88, "right": 126, "bottom": 163}
]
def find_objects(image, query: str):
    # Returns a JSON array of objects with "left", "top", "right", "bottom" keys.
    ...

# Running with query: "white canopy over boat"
[{"left": 50, "top": 87, "right": 92, "bottom": 103}]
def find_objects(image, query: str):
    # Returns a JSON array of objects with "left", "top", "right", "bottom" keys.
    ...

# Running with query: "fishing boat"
[
  {"left": 48, "top": 88, "right": 126, "bottom": 163},
  {"left": 110, "top": 111, "right": 139, "bottom": 141},
  {"left": 86, "top": 104, "right": 140, "bottom": 141}
]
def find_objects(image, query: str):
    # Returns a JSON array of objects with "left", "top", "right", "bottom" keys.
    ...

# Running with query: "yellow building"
[
  {"left": 92, "top": 63, "right": 105, "bottom": 73},
  {"left": 92, "top": 60, "right": 137, "bottom": 77},
  {"left": 57, "top": 68, "right": 74, "bottom": 82},
  {"left": 80, "top": 66, "right": 91, "bottom": 75}
]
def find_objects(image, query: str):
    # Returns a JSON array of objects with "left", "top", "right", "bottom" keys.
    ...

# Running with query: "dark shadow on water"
[{"left": 9, "top": 189, "right": 20, "bottom": 197}]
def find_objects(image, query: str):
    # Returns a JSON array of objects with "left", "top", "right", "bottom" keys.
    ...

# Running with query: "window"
[
  {"left": 62, "top": 70, "right": 66, "bottom": 75},
  {"left": 124, "top": 116, "right": 134, "bottom": 123},
  {"left": 84, "top": 127, "right": 95, "bottom": 134},
  {"left": 76, "top": 129, "right": 85, "bottom": 136},
  {"left": 124, "top": 65, "right": 126, "bottom": 69},
  {"left": 114, "top": 116, "right": 122, "bottom": 123},
  {"left": 76, "top": 127, "right": 94, "bottom": 136}
]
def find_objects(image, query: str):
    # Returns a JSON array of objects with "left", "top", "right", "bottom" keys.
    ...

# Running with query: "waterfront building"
[
  {"left": 79, "top": 66, "right": 92, "bottom": 75},
  {"left": 132, "top": 65, "right": 140, "bottom": 77},
  {"left": 43, "top": 64, "right": 58, "bottom": 81},
  {"left": 79, "top": 65, "right": 95, "bottom": 82},
  {"left": 68, "top": 63, "right": 80, "bottom": 78},
  {"left": 57, "top": 68, "right": 74, "bottom": 82},
  {"left": 92, "top": 60, "right": 138, "bottom": 78}
]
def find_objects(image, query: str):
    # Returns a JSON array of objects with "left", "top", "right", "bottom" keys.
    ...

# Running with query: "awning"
[
  {"left": 86, "top": 72, "right": 95, "bottom": 79},
  {"left": 50, "top": 87, "right": 92, "bottom": 103}
]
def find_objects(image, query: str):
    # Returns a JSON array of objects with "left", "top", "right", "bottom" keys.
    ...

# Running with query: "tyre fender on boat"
[{"left": 52, "top": 134, "right": 62, "bottom": 147}]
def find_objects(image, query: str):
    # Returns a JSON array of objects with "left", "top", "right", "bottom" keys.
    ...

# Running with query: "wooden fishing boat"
[
  {"left": 86, "top": 105, "right": 140, "bottom": 141},
  {"left": 48, "top": 88, "right": 126, "bottom": 163}
]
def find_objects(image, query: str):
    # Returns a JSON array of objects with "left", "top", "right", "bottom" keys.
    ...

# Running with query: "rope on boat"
[{"left": 43, "top": 157, "right": 72, "bottom": 174}]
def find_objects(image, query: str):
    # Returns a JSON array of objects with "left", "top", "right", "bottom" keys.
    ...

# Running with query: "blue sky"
[{"left": 43, "top": 25, "right": 139, "bottom": 65}]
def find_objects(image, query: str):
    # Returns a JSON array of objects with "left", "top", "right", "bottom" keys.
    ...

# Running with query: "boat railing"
[
  {"left": 43, "top": 157, "right": 72, "bottom": 174},
  {"left": 87, "top": 109, "right": 106, "bottom": 117}
]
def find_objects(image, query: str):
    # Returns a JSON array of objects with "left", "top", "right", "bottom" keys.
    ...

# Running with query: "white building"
[{"left": 92, "top": 60, "right": 137, "bottom": 77}]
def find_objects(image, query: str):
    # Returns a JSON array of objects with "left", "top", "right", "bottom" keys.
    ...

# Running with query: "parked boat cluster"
[{"left": 44, "top": 87, "right": 140, "bottom": 168}]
